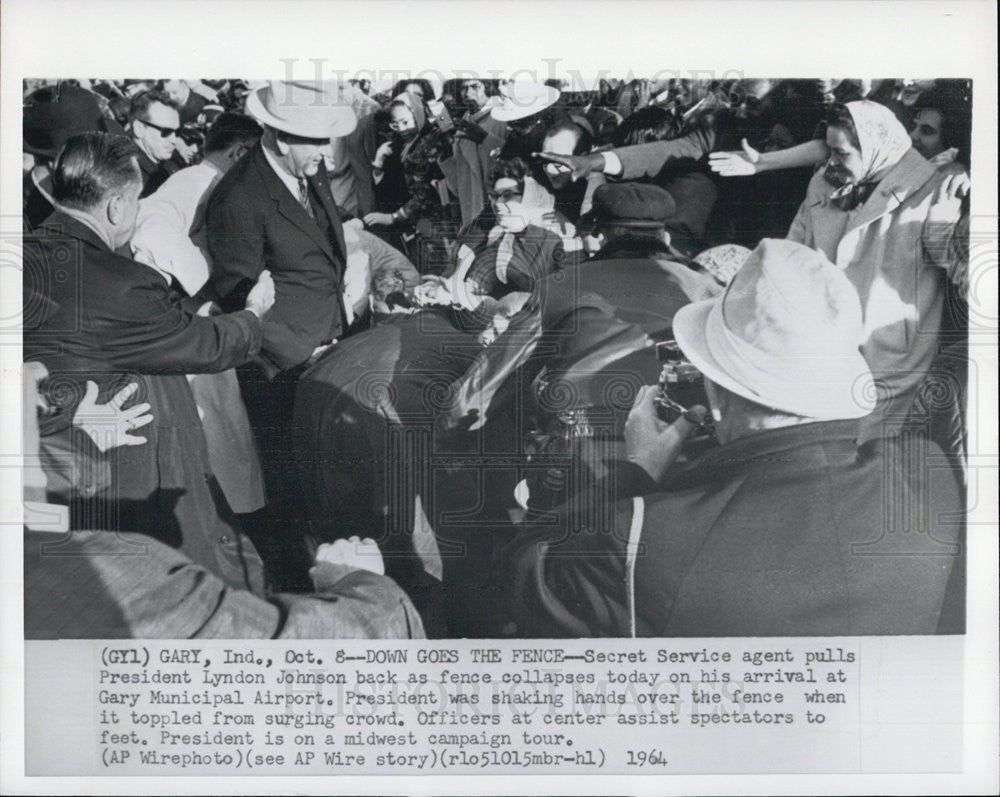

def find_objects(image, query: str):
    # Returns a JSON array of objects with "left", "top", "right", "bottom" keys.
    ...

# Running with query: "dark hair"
[
  {"left": 51, "top": 132, "right": 141, "bottom": 209},
  {"left": 914, "top": 83, "right": 972, "bottom": 161},
  {"left": 128, "top": 89, "right": 177, "bottom": 124},
  {"left": 611, "top": 105, "right": 682, "bottom": 147},
  {"left": 490, "top": 155, "right": 531, "bottom": 185},
  {"left": 542, "top": 120, "right": 593, "bottom": 156},
  {"left": 824, "top": 102, "right": 861, "bottom": 149},
  {"left": 391, "top": 78, "right": 435, "bottom": 102},
  {"left": 204, "top": 112, "right": 261, "bottom": 154}
]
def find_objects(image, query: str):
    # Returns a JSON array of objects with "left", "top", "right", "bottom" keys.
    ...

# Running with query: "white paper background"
[{"left": 2, "top": 1, "right": 997, "bottom": 793}]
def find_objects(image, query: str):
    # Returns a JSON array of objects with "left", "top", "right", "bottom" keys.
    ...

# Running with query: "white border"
[{"left": 2, "top": 1, "right": 997, "bottom": 794}]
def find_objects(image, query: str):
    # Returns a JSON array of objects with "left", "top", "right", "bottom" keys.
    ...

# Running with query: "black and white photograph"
[
  {"left": 20, "top": 72, "right": 972, "bottom": 640},
  {"left": 2, "top": 0, "right": 997, "bottom": 793}
]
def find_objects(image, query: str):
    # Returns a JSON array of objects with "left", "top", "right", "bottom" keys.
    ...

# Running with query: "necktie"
[{"left": 298, "top": 177, "right": 315, "bottom": 220}]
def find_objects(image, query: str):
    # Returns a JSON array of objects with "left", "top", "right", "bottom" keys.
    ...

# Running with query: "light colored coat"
[{"left": 786, "top": 149, "right": 965, "bottom": 438}]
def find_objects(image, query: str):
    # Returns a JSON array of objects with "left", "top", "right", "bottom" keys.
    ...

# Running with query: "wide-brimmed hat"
[
  {"left": 491, "top": 82, "right": 560, "bottom": 122},
  {"left": 672, "top": 238, "right": 875, "bottom": 419},
  {"left": 24, "top": 84, "right": 122, "bottom": 158},
  {"left": 245, "top": 80, "right": 357, "bottom": 139},
  {"left": 577, "top": 182, "right": 676, "bottom": 234}
]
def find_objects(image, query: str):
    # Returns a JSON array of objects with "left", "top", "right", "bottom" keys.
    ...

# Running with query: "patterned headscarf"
[
  {"left": 828, "top": 100, "right": 911, "bottom": 210},
  {"left": 390, "top": 91, "right": 428, "bottom": 159}
]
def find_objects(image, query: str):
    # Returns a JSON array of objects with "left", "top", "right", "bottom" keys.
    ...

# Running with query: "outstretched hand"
[
  {"left": 533, "top": 151, "right": 603, "bottom": 182},
  {"left": 73, "top": 381, "right": 153, "bottom": 452},
  {"left": 708, "top": 138, "right": 760, "bottom": 176}
]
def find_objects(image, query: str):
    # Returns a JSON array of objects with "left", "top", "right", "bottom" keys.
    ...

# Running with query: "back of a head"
[
  {"left": 51, "top": 132, "right": 140, "bottom": 211},
  {"left": 543, "top": 119, "right": 593, "bottom": 156},
  {"left": 611, "top": 105, "right": 680, "bottom": 147},
  {"left": 204, "top": 112, "right": 262, "bottom": 155}
]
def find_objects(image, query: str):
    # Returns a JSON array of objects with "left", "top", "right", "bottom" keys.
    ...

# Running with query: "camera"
[{"left": 653, "top": 339, "right": 715, "bottom": 438}]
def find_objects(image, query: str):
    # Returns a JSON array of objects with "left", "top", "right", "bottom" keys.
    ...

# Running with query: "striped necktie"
[{"left": 298, "top": 177, "right": 315, "bottom": 220}]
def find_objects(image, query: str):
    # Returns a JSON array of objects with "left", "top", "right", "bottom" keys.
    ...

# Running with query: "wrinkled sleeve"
[
  {"left": 614, "top": 126, "right": 717, "bottom": 180},
  {"left": 95, "top": 279, "right": 261, "bottom": 375},
  {"left": 24, "top": 529, "right": 426, "bottom": 639}
]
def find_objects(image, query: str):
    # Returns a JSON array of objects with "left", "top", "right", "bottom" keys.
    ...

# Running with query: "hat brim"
[
  {"left": 246, "top": 86, "right": 357, "bottom": 139},
  {"left": 491, "top": 87, "right": 560, "bottom": 122},
  {"left": 576, "top": 211, "right": 665, "bottom": 235},
  {"left": 23, "top": 141, "right": 59, "bottom": 159},
  {"left": 672, "top": 299, "right": 874, "bottom": 420}
]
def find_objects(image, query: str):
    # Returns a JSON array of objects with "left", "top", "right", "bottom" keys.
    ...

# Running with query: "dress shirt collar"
[{"left": 262, "top": 143, "right": 306, "bottom": 200}]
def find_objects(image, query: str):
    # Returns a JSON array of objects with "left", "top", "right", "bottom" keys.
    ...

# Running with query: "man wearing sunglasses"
[{"left": 128, "top": 89, "right": 181, "bottom": 197}]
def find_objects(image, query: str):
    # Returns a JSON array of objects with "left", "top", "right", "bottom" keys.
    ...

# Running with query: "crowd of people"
[{"left": 22, "top": 75, "right": 970, "bottom": 639}]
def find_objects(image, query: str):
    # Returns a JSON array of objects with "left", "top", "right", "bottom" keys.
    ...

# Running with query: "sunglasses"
[
  {"left": 139, "top": 118, "right": 179, "bottom": 138},
  {"left": 488, "top": 189, "right": 523, "bottom": 203}
]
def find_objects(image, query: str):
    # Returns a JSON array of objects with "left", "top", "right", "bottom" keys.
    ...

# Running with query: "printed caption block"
[{"left": 25, "top": 637, "right": 962, "bottom": 776}]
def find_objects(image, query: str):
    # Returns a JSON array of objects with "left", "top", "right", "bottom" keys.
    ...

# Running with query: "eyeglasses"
[
  {"left": 388, "top": 120, "right": 413, "bottom": 131},
  {"left": 488, "top": 189, "right": 523, "bottom": 203},
  {"left": 138, "top": 118, "right": 179, "bottom": 138}
]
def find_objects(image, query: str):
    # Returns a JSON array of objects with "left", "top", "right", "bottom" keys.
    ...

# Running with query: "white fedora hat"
[
  {"left": 672, "top": 238, "right": 875, "bottom": 420},
  {"left": 491, "top": 82, "right": 560, "bottom": 122},
  {"left": 246, "top": 80, "right": 357, "bottom": 139}
]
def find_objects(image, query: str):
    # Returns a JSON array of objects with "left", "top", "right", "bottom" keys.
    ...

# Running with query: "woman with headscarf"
[
  {"left": 364, "top": 91, "right": 453, "bottom": 273},
  {"left": 786, "top": 100, "right": 968, "bottom": 443}
]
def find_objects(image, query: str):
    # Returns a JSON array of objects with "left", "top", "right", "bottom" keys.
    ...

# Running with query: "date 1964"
[{"left": 626, "top": 749, "right": 669, "bottom": 766}]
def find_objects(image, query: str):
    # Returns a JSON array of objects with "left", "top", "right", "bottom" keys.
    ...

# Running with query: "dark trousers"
[{"left": 236, "top": 361, "right": 314, "bottom": 592}]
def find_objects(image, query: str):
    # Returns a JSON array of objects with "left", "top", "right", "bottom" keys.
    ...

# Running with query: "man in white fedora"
[
  {"left": 500, "top": 238, "right": 963, "bottom": 638},
  {"left": 206, "top": 80, "right": 357, "bottom": 589},
  {"left": 490, "top": 81, "right": 561, "bottom": 158}
]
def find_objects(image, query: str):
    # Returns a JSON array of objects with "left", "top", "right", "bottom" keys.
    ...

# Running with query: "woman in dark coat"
[{"left": 363, "top": 91, "right": 454, "bottom": 273}]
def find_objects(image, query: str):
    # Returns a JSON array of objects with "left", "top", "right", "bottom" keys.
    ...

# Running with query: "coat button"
[{"left": 219, "top": 535, "right": 231, "bottom": 545}]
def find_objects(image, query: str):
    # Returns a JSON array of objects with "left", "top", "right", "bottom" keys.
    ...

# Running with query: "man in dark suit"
[
  {"left": 206, "top": 81, "right": 358, "bottom": 588},
  {"left": 24, "top": 132, "right": 275, "bottom": 592},
  {"left": 208, "top": 80, "right": 358, "bottom": 378}
]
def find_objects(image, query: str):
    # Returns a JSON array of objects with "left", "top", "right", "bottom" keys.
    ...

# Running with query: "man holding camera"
[
  {"left": 499, "top": 238, "right": 963, "bottom": 638},
  {"left": 438, "top": 78, "right": 507, "bottom": 226}
]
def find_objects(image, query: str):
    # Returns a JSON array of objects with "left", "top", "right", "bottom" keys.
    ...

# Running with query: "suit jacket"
[
  {"left": 25, "top": 528, "right": 425, "bottom": 639},
  {"left": 500, "top": 420, "right": 963, "bottom": 637},
  {"left": 787, "top": 148, "right": 964, "bottom": 439},
  {"left": 207, "top": 142, "right": 349, "bottom": 376},
  {"left": 136, "top": 149, "right": 177, "bottom": 198},
  {"left": 23, "top": 212, "right": 265, "bottom": 591}
]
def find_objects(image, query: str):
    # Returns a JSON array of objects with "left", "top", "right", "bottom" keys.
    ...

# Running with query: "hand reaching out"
[
  {"left": 533, "top": 151, "right": 604, "bottom": 182},
  {"left": 708, "top": 138, "right": 761, "bottom": 176},
  {"left": 363, "top": 212, "right": 395, "bottom": 227},
  {"left": 73, "top": 381, "right": 153, "bottom": 452}
]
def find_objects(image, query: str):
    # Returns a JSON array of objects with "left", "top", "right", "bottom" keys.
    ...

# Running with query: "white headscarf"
[
  {"left": 846, "top": 100, "right": 912, "bottom": 179},
  {"left": 827, "top": 101, "right": 911, "bottom": 209}
]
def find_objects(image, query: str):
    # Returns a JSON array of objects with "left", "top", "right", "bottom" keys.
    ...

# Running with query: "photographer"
[{"left": 498, "top": 238, "right": 963, "bottom": 638}]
